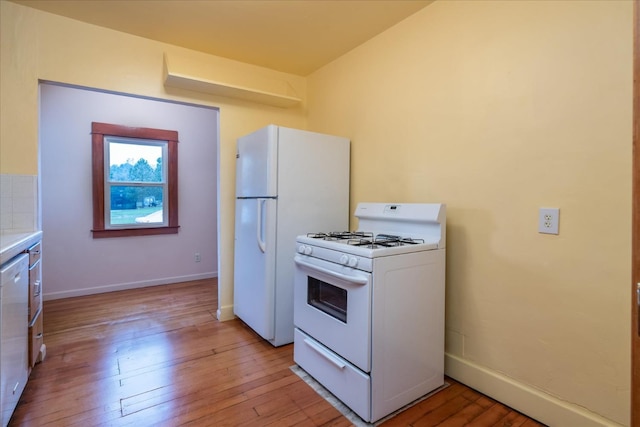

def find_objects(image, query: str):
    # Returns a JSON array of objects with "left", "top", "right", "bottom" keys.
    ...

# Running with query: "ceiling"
[{"left": 10, "top": 0, "right": 433, "bottom": 76}]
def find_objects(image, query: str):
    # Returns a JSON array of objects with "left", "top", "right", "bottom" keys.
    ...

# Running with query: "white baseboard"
[
  {"left": 445, "top": 353, "right": 624, "bottom": 427},
  {"left": 216, "top": 304, "right": 235, "bottom": 321},
  {"left": 43, "top": 272, "right": 218, "bottom": 300}
]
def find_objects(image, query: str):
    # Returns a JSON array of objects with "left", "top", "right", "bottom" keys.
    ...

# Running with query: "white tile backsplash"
[
  {"left": 0, "top": 174, "right": 38, "bottom": 232},
  {"left": 12, "top": 175, "right": 36, "bottom": 195},
  {"left": 12, "top": 195, "right": 35, "bottom": 213},
  {"left": 0, "top": 197, "right": 12, "bottom": 230},
  {"left": 0, "top": 175, "right": 11, "bottom": 197}
]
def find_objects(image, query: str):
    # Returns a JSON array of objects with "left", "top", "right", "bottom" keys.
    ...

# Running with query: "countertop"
[{"left": 0, "top": 231, "right": 43, "bottom": 266}]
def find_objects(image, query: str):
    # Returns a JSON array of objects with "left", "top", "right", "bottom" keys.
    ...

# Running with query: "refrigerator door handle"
[{"left": 256, "top": 198, "right": 267, "bottom": 253}]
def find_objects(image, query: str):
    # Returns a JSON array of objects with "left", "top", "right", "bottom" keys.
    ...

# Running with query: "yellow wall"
[
  {"left": 307, "top": 0, "right": 631, "bottom": 425},
  {"left": 0, "top": 0, "right": 306, "bottom": 321}
]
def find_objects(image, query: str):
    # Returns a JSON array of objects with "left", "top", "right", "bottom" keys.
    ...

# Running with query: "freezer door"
[
  {"left": 233, "top": 198, "right": 277, "bottom": 340},
  {"left": 236, "top": 125, "right": 278, "bottom": 198}
]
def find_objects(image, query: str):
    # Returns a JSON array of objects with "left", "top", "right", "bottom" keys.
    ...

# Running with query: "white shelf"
[{"left": 164, "top": 71, "right": 301, "bottom": 108}]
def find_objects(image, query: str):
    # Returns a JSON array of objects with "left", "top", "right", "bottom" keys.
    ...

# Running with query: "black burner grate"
[
  {"left": 347, "top": 233, "right": 425, "bottom": 248},
  {"left": 307, "top": 231, "right": 374, "bottom": 241},
  {"left": 307, "top": 231, "right": 425, "bottom": 248}
]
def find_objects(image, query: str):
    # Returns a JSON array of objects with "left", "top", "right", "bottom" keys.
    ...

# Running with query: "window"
[{"left": 91, "top": 122, "right": 179, "bottom": 238}]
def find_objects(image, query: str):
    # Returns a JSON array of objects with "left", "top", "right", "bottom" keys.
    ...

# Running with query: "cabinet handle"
[
  {"left": 12, "top": 381, "right": 19, "bottom": 394},
  {"left": 34, "top": 280, "right": 41, "bottom": 296},
  {"left": 303, "top": 338, "right": 346, "bottom": 370},
  {"left": 36, "top": 333, "right": 43, "bottom": 339}
]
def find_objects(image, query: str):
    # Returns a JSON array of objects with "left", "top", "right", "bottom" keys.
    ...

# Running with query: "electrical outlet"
[
  {"left": 194, "top": 252, "right": 201, "bottom": 263},
  {"left": 538, "top": 208, "right": 559, "bottom": 235}
]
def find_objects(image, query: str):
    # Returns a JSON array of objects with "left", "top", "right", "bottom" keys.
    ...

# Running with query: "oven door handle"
[
  {"left": 303, "top": 337, "right": 345, "bottom": 370},
  {"left": 294, "top": 257, "right": 369, "bottom": 285}
]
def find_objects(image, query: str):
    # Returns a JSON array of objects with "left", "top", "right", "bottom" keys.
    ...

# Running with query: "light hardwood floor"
[{"left": 10, "top": 279, "right": 545, "bottom": 426}]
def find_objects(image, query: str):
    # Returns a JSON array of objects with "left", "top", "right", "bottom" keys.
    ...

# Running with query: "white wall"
[{"left": 40, "top": 83, "right": 218, "bottom": 298}]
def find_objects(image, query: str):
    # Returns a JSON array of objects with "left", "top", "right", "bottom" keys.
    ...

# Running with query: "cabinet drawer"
[
  {"left": 293, "top": 328, "right": 371, "bottom": 422},
  {"left": 29, "top": 309, "right": 44, "bottom": 368},
  {"left": 29, "top": 260, "right": 42, "bottom": 321},
  {"left": 28, "top": 242, "right": 41, "bottom": 267}
]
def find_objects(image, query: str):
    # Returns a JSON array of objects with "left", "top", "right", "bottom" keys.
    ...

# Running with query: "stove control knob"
[
  {"left": 303, "top": 245, "right": 313, "bottom": 255},
  {"left": 339, "top": 254, "right": 349, "bottom": 265},
  {"left": 297, "top": 245, "right": 306, "bottom": 254},
  {"left": 348, "top": 256, "right": 358, "bottom": 268}
]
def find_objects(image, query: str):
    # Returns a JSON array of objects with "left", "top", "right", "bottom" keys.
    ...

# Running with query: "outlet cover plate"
[{"left": 538, "top": 208, "right": 559, "bottom": 235}]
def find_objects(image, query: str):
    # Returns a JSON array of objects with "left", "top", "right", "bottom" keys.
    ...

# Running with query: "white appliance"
[
  {"left": 234, "top": 125, "right": 350, "bottom": 347},
  {"left": 1, "top": 253, "right": 29, "bottom": 427},
  {"left": 293, "top": 202, "right": 446, "bottom": 423}
]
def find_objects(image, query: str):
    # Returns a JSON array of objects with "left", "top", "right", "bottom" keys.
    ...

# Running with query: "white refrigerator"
[{"left": 234, "top": 125, "right": 350, "bottom": 346}]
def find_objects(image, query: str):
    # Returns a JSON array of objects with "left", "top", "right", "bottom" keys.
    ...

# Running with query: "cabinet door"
[{"left": 1, "top": 254, "right": 29, "bottom": 427}]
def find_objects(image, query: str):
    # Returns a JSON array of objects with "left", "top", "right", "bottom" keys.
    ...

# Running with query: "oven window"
[{"left": 307, "top": 277, "right": 347, "bottom": 323}]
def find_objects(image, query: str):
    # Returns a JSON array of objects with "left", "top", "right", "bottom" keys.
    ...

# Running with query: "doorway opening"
[{"left": 38, "top": 82, "right": 220, "bottom": 304}]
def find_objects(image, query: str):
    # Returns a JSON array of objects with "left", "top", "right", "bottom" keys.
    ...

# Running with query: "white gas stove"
[{"left": 293, "top": 203, "right": 446, "bottom": 423}]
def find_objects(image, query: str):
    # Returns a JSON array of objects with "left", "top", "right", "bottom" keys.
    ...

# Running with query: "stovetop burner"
[
  {"left": 306, "top": 231, "right": 373, "bottom": 241},
  {"left": 348, "top": 234, "right": 426, "bottom": 249},
  {"left": 307, "top": 231, "right": 425, "bottom": 249}
]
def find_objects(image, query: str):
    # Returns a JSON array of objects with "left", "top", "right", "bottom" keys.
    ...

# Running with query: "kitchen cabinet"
[
  {"left": 0, "top": 253, "right": 29, "bottom": 427},
  {"left": 0, "top": 231, "right": 43, "bottom": 426},
  {"left": 27, "top": 241, "right": 44, "bottom": 368}
]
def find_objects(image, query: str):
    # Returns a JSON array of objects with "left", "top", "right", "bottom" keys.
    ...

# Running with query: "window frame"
[
  {"left": 91, "top": 122, "right": 179, "bottom": 238},
  {"left": 104, "top": 136, "right": 168, "bottom": 229}
]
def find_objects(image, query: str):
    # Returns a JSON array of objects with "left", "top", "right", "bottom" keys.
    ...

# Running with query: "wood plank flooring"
[{"left": 10, "top": 279, "right": 545, "bottom": 426}]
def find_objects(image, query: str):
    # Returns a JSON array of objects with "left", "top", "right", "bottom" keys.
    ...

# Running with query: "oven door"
[{"left": 294, "top": 254, "right": 372, "bottom": 372}]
